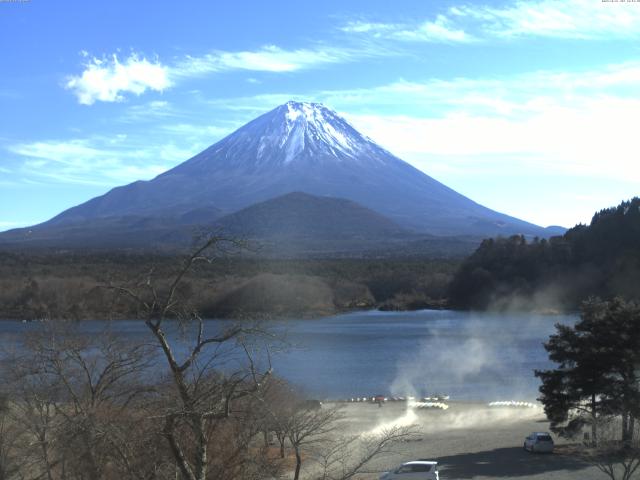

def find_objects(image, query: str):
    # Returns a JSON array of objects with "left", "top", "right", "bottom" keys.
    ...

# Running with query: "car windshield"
[
  {"left": 396, "top": 465, "right": 413, "bottom": 473},
  {"left": 537, "top": 435, "right": 552, "bottom": 442},
  {"left": 411, "top": 464, "right": 432, "bottom": 472}
]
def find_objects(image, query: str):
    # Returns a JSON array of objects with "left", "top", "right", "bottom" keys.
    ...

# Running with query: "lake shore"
[
  {"left": 0, "top": 252, "right": 459, "bottom": 321},
  {"left": 325, "top": 400, "right": 602, "bottom": 480}
]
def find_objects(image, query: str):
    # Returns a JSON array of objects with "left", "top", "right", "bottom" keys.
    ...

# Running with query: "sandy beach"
[{"left": 324, "top": 401, "right": 603, "bottom": 480}]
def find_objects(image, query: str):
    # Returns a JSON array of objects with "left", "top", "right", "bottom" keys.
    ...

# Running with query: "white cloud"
[
  {"left": 159, "top": 123, "right": 234, "bottom": 138},
  {"left": 0, "top": 221, "right": 30, "bottom": 230},
  {"left": 313, "top": 60, "right": 640, "bottom": 117},
  {"left": 341, "top": 17, "right": 473, "bottom": 43},
  {"left": 65, "top": 45, "right": 368, "bottom": 104},
  {"left": 66, "top": 53, "right": 172, "bottom": 105},
  {"left": 8, "top": 136, "right": 194, "bottom": 186},
  {"left": 341, "top": 21, "right": 402, "bottom": 34},
  {"left": 346, "top": 98, "right": 640, "bottom": 180},
  {"left": 453, "top": 0, "right": 640, "bottom": 39},
  {"left": 148, "top": 59, "right": 640, "bottom": 189},
  {"left": 337, "top": 65, "right": 640, "bottom": 184},
  {"left": 328, "top": 73, "right": 639, "bottom": 227},
  {"left": 394, "top": 15, "right": 474, "bottom": 42},
  {"left": 343, "top": 0, "right": 640, "bottom": 43},
  {"left": 171, "top": 45, "right": 359, "bottom": 78},
  {"left": 119, "top": 100, "right": 177, "bottom": 123}
]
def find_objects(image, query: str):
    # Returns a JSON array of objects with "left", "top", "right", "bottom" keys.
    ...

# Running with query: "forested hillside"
[
  {"left": 449, "top": 198, "right": 640, "bottom": 310},
  {"left": 0, "top": 253, "right": 457, "bottom": 320}
]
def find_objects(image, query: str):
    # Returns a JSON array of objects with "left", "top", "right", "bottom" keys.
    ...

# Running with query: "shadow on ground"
[{"left": 438, "top": 446, "right": 590, "bottom": 478}]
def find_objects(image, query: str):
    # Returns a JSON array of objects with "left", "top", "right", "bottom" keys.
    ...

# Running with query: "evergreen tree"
[
  {"left": 449, "top": 197, "right": 640, "bottom": 310},
  {"left": 536, "top": 297, "right": 640, "bottom": 444}
]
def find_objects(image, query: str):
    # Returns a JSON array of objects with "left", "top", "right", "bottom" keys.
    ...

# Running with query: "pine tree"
[{"left": 536, "top": 297, "right": 640, "bottom": 444}]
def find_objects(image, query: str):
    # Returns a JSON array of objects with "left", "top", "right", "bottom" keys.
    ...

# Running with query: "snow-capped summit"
[
  {"left": 177, "top": 101, "right": 391, "bottom": 173},
  {"left": 276, "top": 101, "right": 373, "bottom": 162},
  {"left": 29, "top": 101, "right": 551, "bottom": 238}
]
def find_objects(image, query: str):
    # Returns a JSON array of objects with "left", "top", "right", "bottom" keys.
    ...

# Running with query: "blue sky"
[{"left": 1, "top": 0, "right": 640, "bottom": 231}]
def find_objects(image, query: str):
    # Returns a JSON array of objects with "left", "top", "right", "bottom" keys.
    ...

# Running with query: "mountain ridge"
[{"left": 1, "top": 101, "right": 563, "bottom": 252}]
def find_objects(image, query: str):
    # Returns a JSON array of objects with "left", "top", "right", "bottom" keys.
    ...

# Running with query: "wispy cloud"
[
  {"left": 7, "top": 136, "right": 200, "bottom": 186},
  {"left": 66, "top": 44, "right": 370, "bottom": 104},
  {"left": 0, "top": 220, "right": 32, "bottom": 230},
  {"left": 159, "top": 123, "right": 235, "bottom": 138},
  {"left": 58, "top": 0, "right": 640, "bottom": 106},
  {"left": 119, "top": 100, "right": 178, "bottom": 123},
  {"left": 395, "top": 15, "right": 474, "bottom": 42},
  {"left": 196, "top": 60, "right": 640, "bottom": 185},
  {"left": 452, "top": 0, "right": 640, "bottom": 40},
  {"left": 66, "top": 52, "right": 172, "bottom": 105},
  {"left": 341, "top": 21, "right": 399, "bottom": 34},
  {"left": 347, "top": 97, "right": 640, "bottom": 181},
  {"left": 343, "top": 16, "right": 474, "bottom": 43},
  {"left": 330, "top": 65, "right": 640, "bottom": 183},
  {"left": 342, "top": 0, "right": 640, "bottom": 43},
  {"left": 171, "top": 44, "right": 359, "bottom": 78}
]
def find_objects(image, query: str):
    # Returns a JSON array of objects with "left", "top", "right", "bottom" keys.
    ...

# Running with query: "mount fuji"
[{"left": 1, "top": 101, "right": 560, "bottom": 252}]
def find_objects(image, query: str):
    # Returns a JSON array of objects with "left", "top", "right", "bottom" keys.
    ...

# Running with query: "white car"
[
  {"left": 523, "top": 432, "right": 554, "bottom": 453},
  {"left": 379, "top": 461, "right": 439, "bottom": 479}
]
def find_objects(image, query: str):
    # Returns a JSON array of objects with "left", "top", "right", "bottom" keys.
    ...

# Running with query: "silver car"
[
  {"left": 379, "top": 461, "right": 439, "bottom": 479},
  {"left": 523, "top": 432, "right": 554, "bottom": 453}
]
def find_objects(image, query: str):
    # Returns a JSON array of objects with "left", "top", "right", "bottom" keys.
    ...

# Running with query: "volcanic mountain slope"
[
  {"left": 1, "top": 101, "right": 559, "bottom": 250},
  {"left": 1, "top": 191, "right": 481, "bottom": 256},
  {"left": 215, "top": 192, "right": 421, "bottom": 256},
  {"left": 217, "top": 192, "right": 407, "bottom": 239}
]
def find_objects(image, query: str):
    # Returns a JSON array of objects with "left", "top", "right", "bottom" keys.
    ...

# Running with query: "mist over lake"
[
  {"left": 269, "top": 310, "right": 576, "bottom": 400},
  {"left": 0, "top": 309, "right": 575, "bottom": 401}
]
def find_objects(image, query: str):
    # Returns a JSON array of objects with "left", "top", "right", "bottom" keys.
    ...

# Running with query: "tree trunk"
[
  {"left": 591, "top": 393, "right": 598, "bottom": 446},
  {"left": 82, "top": 424, "right": 102, "bottom": 480},
  {"left": 194, "top": 416, "right": 208, "bottom": 480},
  {"left": 622, "top": 411, "right": 629, "bottom": 444},
  {"left": 38, "top": 428, "right": 54, "bottom": 480},
  {"left": 293, "top": 447, "right": 302, "bottom": 480},
  {"left": 164, "top": 416, "right": 196, "bottom": 480},
  {"left": 275, "top": 432, "right": 286, "bottom": 458}
]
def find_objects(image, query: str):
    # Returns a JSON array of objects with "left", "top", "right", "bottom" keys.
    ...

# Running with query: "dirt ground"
[{"left": 322, "top": 401, "right": 605, "bottom": 480}]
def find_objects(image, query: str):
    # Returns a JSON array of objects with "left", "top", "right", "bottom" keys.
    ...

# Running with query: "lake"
[{"left": 0, "top": 309, "right": 576, "bottom": 401}]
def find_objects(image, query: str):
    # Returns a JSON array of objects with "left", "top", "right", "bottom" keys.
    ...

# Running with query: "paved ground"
[{"left": 324, "top": 401, "right": 604, "bottom": 480}]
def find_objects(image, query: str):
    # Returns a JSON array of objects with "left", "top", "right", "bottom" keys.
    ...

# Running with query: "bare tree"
[
  {"left": 257, "top": 380, "right": 417, "bottom": 480},
  {"left": 256, "top": 377, "right": 300, "bottom": 459},
  {"left": 576, "top": 416, "right": 640, "bottom": 480},
  {"left": 4, "top": 324, "right": 165, "bottom": 480},
  {"left": 312, "top": 425, "right": 419, "bottom": 480},
  {"left": 0, "top": 395, "right": 24, "bottom": 480},
  {"left": 6, "top": 362, "right": 62, "bottom": 480},
  {"left": 286, "top": 404, "right": 344, "bottom": 480},
  {"left": 108, "top": 235, "right": 276, "bottom": 480},
  {"left": 0, "top": 234, "right": 410, "bottom": 480}
]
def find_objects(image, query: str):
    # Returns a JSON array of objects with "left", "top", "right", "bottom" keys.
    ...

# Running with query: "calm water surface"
[{"left": 0, "top": 309, "right": 576, "bottom": 401}]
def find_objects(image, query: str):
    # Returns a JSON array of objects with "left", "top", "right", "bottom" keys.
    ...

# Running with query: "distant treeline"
[
  {"left": 5, "top": 198, "right": 638, "bottom": 319},
  {"left": 448, "top": 197, "right": 640, "bottom": 311},
  {"left": 0, "top": 253, "right": 458, "bottom": 320}
]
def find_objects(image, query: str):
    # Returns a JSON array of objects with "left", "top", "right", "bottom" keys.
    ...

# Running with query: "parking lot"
[{"left": 332, "top": 401, "right": 603, "bottom": 480}]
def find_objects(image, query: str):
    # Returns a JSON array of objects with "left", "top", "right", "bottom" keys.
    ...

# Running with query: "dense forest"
[
  {"left": 0, "top": 252, "right": 458, "bottom": 320},
  {"left": 4, "top": 197, "right": 639, "bottom": 319},
  {"left": 449, "top": 198, "right": 640, "bottom": 311}
]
